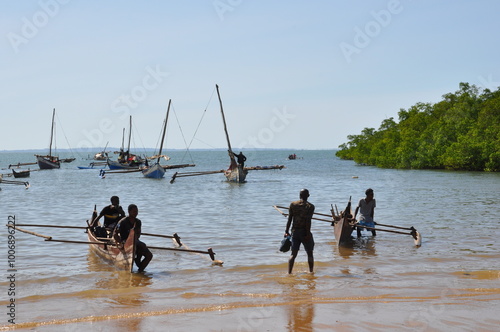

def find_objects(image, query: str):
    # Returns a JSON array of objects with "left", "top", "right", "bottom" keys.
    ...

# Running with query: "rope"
[
  {"left": 170, "top": 103, "right": 195, "bottom": 164},
  {"left": 55, "top": 112, "right": 75, "bottom": 156},
  {"left": 184, "top": 86, "right": 216, "bottom": 151}
]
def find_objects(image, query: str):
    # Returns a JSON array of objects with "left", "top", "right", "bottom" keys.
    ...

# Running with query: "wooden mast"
[
  {"left": 216, "top": 84, "right": 236, "bottom": 165},
  {"left": 157, "top": 99, "right": 171, "bottom": 164},
  {"left": 127, "top": 115, "right": 132, "bottom": 155},
  {"left": 49, "top": 108, "right": 55, "bottom": 157}
]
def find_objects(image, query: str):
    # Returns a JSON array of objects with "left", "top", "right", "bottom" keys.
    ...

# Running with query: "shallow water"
[{"left": 1, "top": 150, "right": 499, "bottom": 331}]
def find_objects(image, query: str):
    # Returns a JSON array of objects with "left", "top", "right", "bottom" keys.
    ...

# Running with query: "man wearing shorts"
[{"left": 285, "top": 189, "right": 315, "bottom": 274}]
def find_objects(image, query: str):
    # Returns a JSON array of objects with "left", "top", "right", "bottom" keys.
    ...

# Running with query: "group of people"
[
  {"left": 92, "top": 186, "right": 376, "bottom": 274},
  {"left": 93, "top": 196, "right": 153, "bottom": 272},
  {"left": 284, "top": 187, "right": 376, "bottom": 274}
]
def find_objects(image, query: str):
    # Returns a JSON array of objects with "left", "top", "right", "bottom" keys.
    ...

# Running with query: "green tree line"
[{"left": 336, "top": 83, "right": 500, "bottom": 171}]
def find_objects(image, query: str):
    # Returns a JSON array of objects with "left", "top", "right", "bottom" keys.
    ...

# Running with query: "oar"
[{"left": 147, "top": 245, "right": 223, "bottom": 265}]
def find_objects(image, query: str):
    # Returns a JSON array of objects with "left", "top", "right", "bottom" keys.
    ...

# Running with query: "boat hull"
[
  {"left": 142, "top": 163, "right": 166, "bottom": 179},
  {"left": 225, "top": 165, "right": 248, "bottom": 183},
  {"left": 12, "top": 169, "right": 30, "bottom": 178},
  {"left": 334, "top": 215, "right": 355, "bottom": 245},
  {"left": 36, "top": 155, "right": 60, "bottom": 169},
  {"left": 87, "top": 225, "right": 136, "bottom": 272},
  {"left": 107, "top": 159, "right": 141, "bottom": 170}
]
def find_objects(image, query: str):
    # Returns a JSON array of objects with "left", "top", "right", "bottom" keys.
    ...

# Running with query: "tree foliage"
[{"left": 336, "top": 83, "right": 500, "bottom": 171}]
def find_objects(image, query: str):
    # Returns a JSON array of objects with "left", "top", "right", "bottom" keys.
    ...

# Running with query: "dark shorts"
[
  {"left": 136, "top": 240, "right": 152, "bottom": 257},
  {"left": 291, "top": 229, "right": 314, "bottom": 253}
]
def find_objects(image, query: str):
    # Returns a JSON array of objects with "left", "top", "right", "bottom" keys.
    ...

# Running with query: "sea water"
[{"left": 0, "top": 150, "right": 499, "bottom": 331}]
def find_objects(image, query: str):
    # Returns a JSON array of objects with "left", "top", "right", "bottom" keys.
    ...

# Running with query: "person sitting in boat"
[
  {"left": 93, "top": 196, "right": 125, "bottom": 236},
  {"left": 117, "top": 204, "right": 153, "bottom": 272},
  {"left": 354, "top": 188, "right": 376, "bottom": 237},
  {"left": 235, "top": 151, "right": 246, "bottom": 168}
]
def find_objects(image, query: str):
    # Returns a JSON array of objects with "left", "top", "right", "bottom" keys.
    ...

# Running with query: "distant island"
[{"left": 336, "top": 83, "right": 499, "bottom": 172}]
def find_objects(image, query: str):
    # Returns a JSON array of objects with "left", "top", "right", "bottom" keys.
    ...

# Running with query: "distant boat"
[
  {"left": 142, "top": 100, "right": 171, "bottom": 179},
  {"left": 216, "top": 84, "right": 248, "bottom": 183},
  {"left": 12, "top": 169, "right": 30, "bottom": 178},
  {"left": 35, "top": 109, "right": 60, "bottom": 170},
  {"left": 94, "top": 142, "right": 109, "bottom": 160},
  {"left": 107, "top": 116, "right": 144, "bottom": 170}
]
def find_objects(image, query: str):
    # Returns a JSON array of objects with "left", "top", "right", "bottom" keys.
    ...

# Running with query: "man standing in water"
[
  {"left": 285, "top": 189, "right": 315, "bottom": 274},
  {"left": 354, "top": 188, "right": 376, "bottom": 237},
  {"left": 118, "top": 204, "right": 153, "bottom": 272}
]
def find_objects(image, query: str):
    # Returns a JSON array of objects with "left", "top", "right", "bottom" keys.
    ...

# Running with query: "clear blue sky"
[{"left": 1, "top": 1, "right": 499, "bottom": 152}]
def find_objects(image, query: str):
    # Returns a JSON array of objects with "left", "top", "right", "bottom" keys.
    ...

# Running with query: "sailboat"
[
  {"left": 169, "top": 85, "right": 285, "bottom": 183},
  {"left": 35, "top": 109, "right": 60, "bottom": 170},
  {"left": 107, "top": 116, "right": 144, "bottom": 170},
  {"left": 142, "top": 100, "right": 171, "bottom": 179},
  {"left": 216, "top": 84, "right": 248, "bottom": 183}
]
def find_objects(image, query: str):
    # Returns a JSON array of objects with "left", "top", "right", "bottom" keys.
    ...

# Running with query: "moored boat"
[
  {"left": 12, "top": 169, "right": 30, "bottom": 178},
  {"left": 35, "top": 109, "right": 60, "bottom": 170},
  {"left": 142, "top": 99, "right": 170, "bottom": 179},
  {"left": 216, "top": 84, "right": 248, "bottom": 183}
]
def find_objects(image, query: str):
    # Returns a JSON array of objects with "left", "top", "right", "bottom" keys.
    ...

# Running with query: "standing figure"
[
  {"left": 285, "top": 189, "right": 315, "bottom": 274},
  {"left": 118, "top": 204, "right": 153, "bottom": 272},
  {"left": 354, "top": 188, "right": 376, "bottom": 237},
  {"left": 236, "top": 151, "right": 246, "bottom": 168}
]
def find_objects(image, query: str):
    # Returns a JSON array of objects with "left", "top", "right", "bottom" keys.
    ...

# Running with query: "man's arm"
[{"left": 285, "top": 206, "right": 293, "bottom": 236}]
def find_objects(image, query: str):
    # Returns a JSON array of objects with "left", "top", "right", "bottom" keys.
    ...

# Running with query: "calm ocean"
[{"left": 1, "top": 149, "right": 499, "bottom": 331}]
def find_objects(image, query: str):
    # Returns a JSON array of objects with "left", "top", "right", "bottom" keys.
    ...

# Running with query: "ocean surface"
[{"left": 1, "top": 150, "right": 499, "bottom": 331}]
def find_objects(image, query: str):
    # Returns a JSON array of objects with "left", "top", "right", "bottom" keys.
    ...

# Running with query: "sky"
[{"left": 1, "top": 0, "right": 499, "bottom": 153}]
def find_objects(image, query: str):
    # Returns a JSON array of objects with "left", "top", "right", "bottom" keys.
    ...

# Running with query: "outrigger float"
[{"left": 274, "top": 197, "right": 421, "bottom": 247}]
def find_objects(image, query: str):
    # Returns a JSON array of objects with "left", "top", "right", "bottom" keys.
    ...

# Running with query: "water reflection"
[
  {"left": 336, "top": 237, "right": 377, "bottom": 259},
  {"left": 283, "top": 274, "right": 317, "bottom": 332},
  {"left": 86, "top": 248, "right": 153, "bottom": 307}
]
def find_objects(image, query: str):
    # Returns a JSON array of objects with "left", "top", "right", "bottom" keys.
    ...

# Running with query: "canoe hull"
[
  {"left": 225, "top": 164, "right": 248, "bottom": 183},
  {"left": 12, "top": 169, "right": 30, "bottom": 178},
  {"left": 87, "top": 224, "right": 135, "bottom": 272}
]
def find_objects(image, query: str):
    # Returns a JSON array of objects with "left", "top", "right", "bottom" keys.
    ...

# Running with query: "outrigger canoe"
[{"left": 274, "top": 198, "right": 421, "bottom": 247}]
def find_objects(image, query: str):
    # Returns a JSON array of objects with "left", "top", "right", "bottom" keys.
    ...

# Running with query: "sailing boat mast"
[
  {"left": 49, "top": 108, "right": 55, "bottom": 156},
  {"left": 216, "top": 84, "right": 236, "bottom": 163},
  {"left": 127, "top": 116, "right": 132, "bottom": 154},
  {"left": 157, "top": 99, "right": 171, "bottom": 163}
]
